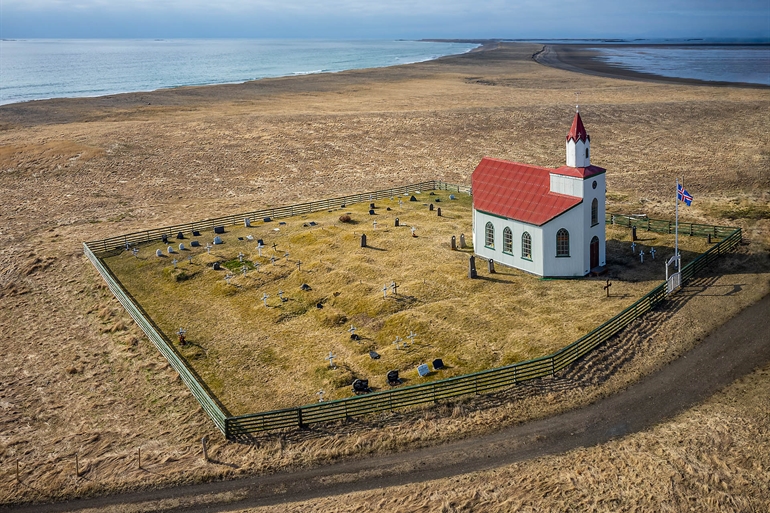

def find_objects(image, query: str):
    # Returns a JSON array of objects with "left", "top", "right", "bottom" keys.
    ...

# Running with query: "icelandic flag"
[{"left": 677, "top": 183, "right": 693, "bottom": 206}]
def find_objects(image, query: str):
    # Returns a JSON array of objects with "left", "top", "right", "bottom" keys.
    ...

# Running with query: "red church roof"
[
  {"left": 567, "top": 111, "right": 589, "bottom": 143},
  {"left": 472, "top": 157, "right": 583, "bottom": 226}
]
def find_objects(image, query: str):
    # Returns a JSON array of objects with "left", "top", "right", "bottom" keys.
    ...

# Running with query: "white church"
[{"left": 471, "top": 109, "right": 606, "bottom": 277}]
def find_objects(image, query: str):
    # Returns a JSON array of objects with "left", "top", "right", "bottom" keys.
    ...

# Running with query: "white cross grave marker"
[
  {"left": 393, "top": 336, "right": 402, "bottom": 350},
  {"left": 348, "top": 325, "right": 357, "bottom": 337},
  {"left": 296, "top": 260, "right": 302, "bottom": 272},
  {"left": 206, "top": 243, "right": 212, "bottom": 254},
  {"left": 373, "top": 221, "right": 377, "bottom": 229},
  {"left": 132, "top": 247, "right": 139, "bottom": 258},
  {"left": 225, "top": 273, "right": 233, "bottom": 285},
  {"left": 270, "top": 256, "right": 276, "bottom": 265},
  {"left": 411, "top": 226, "right": 416, "bottom": 237},
  {"left": 262, "top": 293, "right": 269, "bottom": 307},
  {"left": 254, "top": 262, "right": 260, "bottom": 273},
  {"left": 257, "top": 244, "right": 263, "bottom": 257},
  {"left": 317, "top": 390, "right": 325, "bottom": 402},
  {"left": 188, "top": 255, "right": 193, "bottom": 264},
  {"left": 407, "top": 331, "right": 417, "bottom": 345},
  {"left": 631, "top": 241, "right": 636, "bottom": 254},
  {"left": 241, "top": 265, "right": 248, "bottom": 276},
  {"left": 325, "top": 351, "right": 337, "bottom": 369},
  {"left": 278, "top": 290, "right": 286, "bottom": 302},
  {"left": 238, "top": 252, "right": 244, "bottom": 262},
  {"left": 640, "top": 250, "right": 645, "bottom": 263},
  {"left": 172, "top": 258, "right": 178, "bottom": 268},
  {"left": 383, "top": 285, "right": 388, "bottom": 299},
  {"left": 650, "top": 247, "right": 657, "bottom": 259},
  {"left": 390, "top": 281, "right": 398, "bottom": 294},
  {"left": 284, "top": 251, "right": 289, "bottom": 259}
]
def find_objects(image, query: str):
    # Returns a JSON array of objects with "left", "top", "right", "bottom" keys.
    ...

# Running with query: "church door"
[{"left": 590, "top": 236, "right": 600, "bottom": 269}]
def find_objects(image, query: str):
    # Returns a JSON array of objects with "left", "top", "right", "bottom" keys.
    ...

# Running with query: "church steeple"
[{"left": 566, "top": 106, "right": 591, "bottom": 168}]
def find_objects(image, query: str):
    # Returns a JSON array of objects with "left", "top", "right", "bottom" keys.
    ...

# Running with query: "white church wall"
[
  {"left": 550, "top": 174, "right": 584, "bottom": 198},
  {"left": 541, "top": 206, "right": 585, "bottom": 277},
  {"left": 566, "top": 138, "right": 590, "bottom": 168},
  {"left": 472, "top": 209, "right": 544, "bottom": 276}
]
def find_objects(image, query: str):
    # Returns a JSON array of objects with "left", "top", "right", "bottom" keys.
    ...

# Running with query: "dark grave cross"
[
  {"left": 390, "top": 281, "right": 399, "bottom": 295},
  {"left": 272, "top": 243, "right": 278, "bottom": 252},
  {"left": 296, "top": 260, "right": 302, "bottom": 272},
  {"left": 177, "top": 328, "right": 187, "bottom": 345},
  {"left": 270, "top": 256, "right": 276, "bottom": 265},
  {"left": 604, "top": 279, "right": 612, "bottom": 297}
]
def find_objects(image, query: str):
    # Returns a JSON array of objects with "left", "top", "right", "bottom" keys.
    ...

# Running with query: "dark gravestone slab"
[
  {"left": 369, "top": 209, "right": 375, "bottom": 215},
  {"left": 361, "top": 234, "right": 367, "bottom": 248},
  {"left": 469, "top": 255, "right": 478, "bottom": 279},
  {"left": 214, "top": 226, "right": 225, "bottom": 234},
  {"left": 434, "top": 198, "right": 441, "bottom": 202},
  {"left": 316, "top": 303, "right": 323, "bottom": 309},
  {"left": 387, "top": 370, "right": 400, "bottom": 385},
  {"left": 386, "top": 207, "right": 391, "bottom": 211},
  {"left": 429, "top": 203, "right": 434, "bottom": 211},
  {"left": 212, "top": 262, "right": 221, "bottom": 270},
  {"left": 237, "top": 237, "right": 244, "bottom": 241},
  {"left": 352, "top": 379, "right": 370, "bottom": 394},
  {"left": 192, "top": 230, "right": 201, "bottom": 237},
  {"left": 162, "top": 234, "right": 168, "bottom": 244},
  {"left": 309, "top": 221, "right": 317, "bottom": 226},
  {"left": 257, "top": 239, "right": 264, "bottom": 246},
  {"left": 351, "top": 333, "right": 361, "bottom": 341},
  {"left": 437, "top": 207, "right": 442, "bottom": 217},
  {"left": 409, "top": 196, "right": 417, "bottom": 202},
  {"left": 449, "top": 194, "right": 456, "bottom": 200},
  {"left": 432, "top": 358, "right": 445, "bottom": 370},
  {"left": 213, "top": 236, "right": 223, "bottom": 245},
  {"left": 395, "top": 218, "right": 399, "bottom": 227},
  {"left": 176, "top": 232, "right": 184, "bottom": 239},
  {"left": 451, "top": 235, "right": 456, "bottom": 250},
  {"left": 300, "top": 283, "right": 312, "bottom": 291},
  {"left": 279, "top": 221, "right": 286, "bottom": 225},
  {"left": 263, "top": 217, "right": 271, "bottom": 223},
  {"left": 191, "top": 241, "right": 201, "bottom": 247},
  {"left": 370, "top": 203, "right": 375, "bottom": 209},
  {"left": 488, "top": 258, "right": 496, "bottom": 273},
  {"left": 369, "top": 351, "right": 380, "bottom": 360}
]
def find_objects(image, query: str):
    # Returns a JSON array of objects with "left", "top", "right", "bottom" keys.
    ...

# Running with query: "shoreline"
[{"left": 533, "top": 44, "right": 770, "bottom": 89}]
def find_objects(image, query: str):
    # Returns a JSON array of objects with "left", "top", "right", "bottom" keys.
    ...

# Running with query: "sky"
[{"left": 1, "top": 0, "right": 769, "bottom": 40}]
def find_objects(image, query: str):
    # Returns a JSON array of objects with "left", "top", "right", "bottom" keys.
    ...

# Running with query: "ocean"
[
  {"left": 0, "top": 39, "right": 479, "bottom": 106},
  {"left": 590, "top": 45, "right": 770, "bottom": 86}
]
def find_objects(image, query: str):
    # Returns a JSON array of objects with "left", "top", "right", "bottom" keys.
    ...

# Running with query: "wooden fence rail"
[{"left": 83, "top": 181, "right": 740, "bottom": 438}]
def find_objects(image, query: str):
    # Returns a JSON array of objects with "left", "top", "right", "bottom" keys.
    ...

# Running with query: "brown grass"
[{"left": 1, "top": 43, "right": 768, "bottom": 507}]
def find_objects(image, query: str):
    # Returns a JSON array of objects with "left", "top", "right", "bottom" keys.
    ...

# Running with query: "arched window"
[
  {"left": 521, "top": 232, "right": 531, "bottom": 259},
  {"left": 503, "top": 227, "right": 513, "bottom": 254},
  {"left": 485, "top": 222, "right": 495, "bottom": 249},
  {"left": 556, "top": 228, "right": 570, "bottom": 257},
  {"left": 591, "top": 198, "right": 599, "bottom": 226}
]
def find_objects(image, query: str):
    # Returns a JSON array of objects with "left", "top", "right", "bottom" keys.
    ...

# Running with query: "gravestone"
[
  {"left": 434, "top": 198, "right": 440, "bottom": 202},
  {"left": 257, "top": 239, "right": 264, "bottom": 246},
  {"left": 214, "top": 226, "right": 225, "bottom": 234},
  {"left": 632, "top": 226, "right": 638, "bottom": 241},
  {"left": 263, "top": 217, "right": 271, "bottom": 222},
  {"left": 387, "top": 370, "right": 400, "bottom": 385},
  {"left": 212, "top": 262, "right": 221, "bottom": 270},
  {"left": 468, "top": 255, "right": 478, "bottom": 279},
  {"left": 451, "top": 236, "right": 456, "bottom": 250},
  {"left": 192, "top": 230, "right": 201, "bottom": 236},
  {"left": 409, "top": 196, "right": 417, "bottom": 202},
  {"left": 300, "top": 283, "right": 312, "bottom": 291},
  {"left": 437, "top": 207, "right": 441, "bottom": 217},
  {"left": 429, "top": 203, "right": 434, "bottom": 211},
  {"left": 179, "top": 243, "right": 185, "bottom": 251},
  {"left": 167, "top": 246, "right": 174, "bottom": 254},
  {"left": 361, "top": 234, "right": 367, "bottom": 248},
  {"left": 460, "top": 234, "right": 466, "bottom": 248},
  {"left": 176, "top": 232, "right": 184, "bottom": 239},
  {"left": 369, "top": 209, "right": 375, "bottom": 215},
  {"left": 395, "top": 218, "right": 399, "bottom": 227},
  {"left": 309, "top": 221, "right": 317, "bottom": 226},
  {"left": 417, "top": 364, "right": 430, "bottom": 377},
  {"left": 244, "top": 218, "right": 251, "bottom": 227},
  {"left": 191, "top": 240, "right": 200, "bottom": 247},
  {"left": 370, "top": 203, "right": 375, "bottom": 209},
  {"left": 449, "top": 194, "right": 456, "bottom": 200},
  {"left": 156, "top": 249, "right": 162, "bottom": 257},
  {"left": 213, "top": 236, "right": 223, "bottom": 245},
  {"left": 369, "top": 351, "right": 380, "bottom": 360},
  {"left": 488, "top": 258, "right": 495, "bottom": 273},
  {"left": 246, "top": 235, "right": 254, "bottom": 241},
  {"left": 162, "top": 234, "right": 168, "bottom": 244},
  {"left": 432, "top": 359, "right": 444, "bottom": 370},
  {"left": 352, "top": 379, "right": 370, "bottom": 394}
]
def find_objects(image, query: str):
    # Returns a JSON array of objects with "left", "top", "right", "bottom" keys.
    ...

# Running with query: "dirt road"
[{"left": 5, "top": 293, "right": 768, "bottom": 512}]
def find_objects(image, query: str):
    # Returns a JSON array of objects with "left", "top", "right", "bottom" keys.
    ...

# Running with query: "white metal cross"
[
  {"left": 206, "top": 243, "right": 212, "bottom": 254},
  {"left": 132, "top": 247, "right": 139, "bottom": 257},
  {"left": 238, "top": 252, "right": 244, "bottom": 262},
  {"left": 407, "top": 331, "right": 417, "bottom": 345},
  {"left": 325, "top": 351, "right": 337, "bottom": 368},
  {"left": 631, "top": 241, "right": 636, "bottom": 254},
  {"left": 172, "top": 258, "right": 178, "bottom": 268},
  {"left": 262, "top": 293, "right": 269, "bottom": 307},
  {"left": 383, "top": 285, "right": 388, "bottom": 299},
  {"left": 393, "top": 336, "right": 402, "bottom": 349},
  {"left": 348, "top": 325, "right": 357, "bottom": 337},
  {"left": 650, "top": 247, "right": 657, "bottom": 259}
]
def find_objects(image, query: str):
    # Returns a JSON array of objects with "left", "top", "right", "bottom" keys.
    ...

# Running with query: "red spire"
[{"left": 566, "top": 111, "right": 589, "bottom": 143}]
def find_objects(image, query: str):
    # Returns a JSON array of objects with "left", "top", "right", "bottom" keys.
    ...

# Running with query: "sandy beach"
[{"left": 1, "top": 43, "right": 769, "bottom": 511}]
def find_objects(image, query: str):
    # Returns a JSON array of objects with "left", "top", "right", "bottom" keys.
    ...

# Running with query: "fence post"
[
  {"left": 551, "top": 357, "right": 555, "bottom": 376},
  {"left": 297, "top": 408, "right": 305, "bottom": 429}
]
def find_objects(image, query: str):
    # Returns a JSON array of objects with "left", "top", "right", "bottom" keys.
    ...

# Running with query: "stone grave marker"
[
  {"left": 205, "top": 243, "right": 212, "bottom": 253},
  {"left": 390, "top": 281, "right": 399, "bottom": 294},
  {"left": 212, "top": 262, "right": 221, "bottom": 270},
  {"left": 369, "top": 351, "right": 380, "bottom": 360},
  {"left": 449, "top": 194, "right": 456, "bottom": 200},
  {"left": 262, "top": 293, "right": 269, "bottom": 307},
  {"left": 429, "top": 203, "right": 434, "bottom": 211},
  {"left": 650, "top": 247, "right": 657, "bottom": 259},
  {"left": 167, "top": 246, "right": 174, "bottom": 254},
  {"left": 317, "top": 390, "right": 325, "bottom": 402},
  {"left": 407, "top": 331, "right": 417, "bottom": 345},
  {"left": 214, "top": 226, "right": 225, "bottom": 234},
  {"left": 393, "top": 336, "right": 402, "bottom": 349},
  {"left": 437, "top": 207, "right": 441, "bottom": 217},
  {"left": 188, "top": 255, "right": 193, "bottom": 264},
  {"left": 162, "top": 234, "right": 168, "bottom": 244},
  {"left": 176, "top": 232, "right": 184, "bottom": 239},
  {"left": 409, "top": 196, "right": 417, "bottom": 202},
  {"left": 244, "top": 218, "right": 251, "bottom": 227},
  {"left": 387, "top": 370, "right": 400, "bottom": 385},
  {"left": 213, "top": 236, "right": 223, "bottom": 245},
  {"left": 640, "top": 250, "right": 645, "bottom": 263},
  {"left": 417, "top": 364, "right": 430, "bottom": 377},
  {"left": 395, "top": 218, "right": 399, "bottom": 227},
  {"left": 488, "top": 258, "right": 495, "bottom": 273},
  {"left": 468, "top": 255, "right": 478, "bottom": 279},
  {"left": 325, "top": 351, "right": 337, "bottom": 369},
  {"left": 156, "top": 249, "right": 162, "bottom": 257},
  {"left": 432, "top": 358, "right": 444, "bottom": 370},
  {"left": 192, "top": 230, "right": 201, "bottom": 236},
  {"left": 361, "top": 234, "right": 367, "bottom": 248},
  {"left": 224, "top": 273, "right": 233, "bottom": 285},
  {"left": 451, "top": 236, "right": 456, "bottom": 250},
  {"left": 382, "top": 285, "right": 388, "bottom": 298},
  {"left": 172, "top": 258, "right": 178, "bottom": 268},
  {"left": 179, "top": 243, "right": 185, "bottom": 251},
  {"left": 191, "top": 241, "right": 200, "bottom": 247},
  {"left": 460, "top": 234, "right": 466, "bottom": 248},
  {"left": 132, "top": 247, "right": 139, "bottom": 258},
  {"left": 238, "top": 252, "right": 244, "bottom": 262}
]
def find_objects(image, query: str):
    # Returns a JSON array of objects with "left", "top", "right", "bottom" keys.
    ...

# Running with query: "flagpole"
[{"left": 675, "top": 177, "right": 679, "bottom": 272}]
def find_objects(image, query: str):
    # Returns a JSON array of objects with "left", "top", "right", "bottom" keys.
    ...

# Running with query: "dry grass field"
[{"left": 1, "top": 43, "right": 769, "bottom": 509}]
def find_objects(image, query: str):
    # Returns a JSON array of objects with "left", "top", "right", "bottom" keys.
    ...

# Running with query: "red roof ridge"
[{"left": 566, "top": 112, "right": 589, "bottom": 143}]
